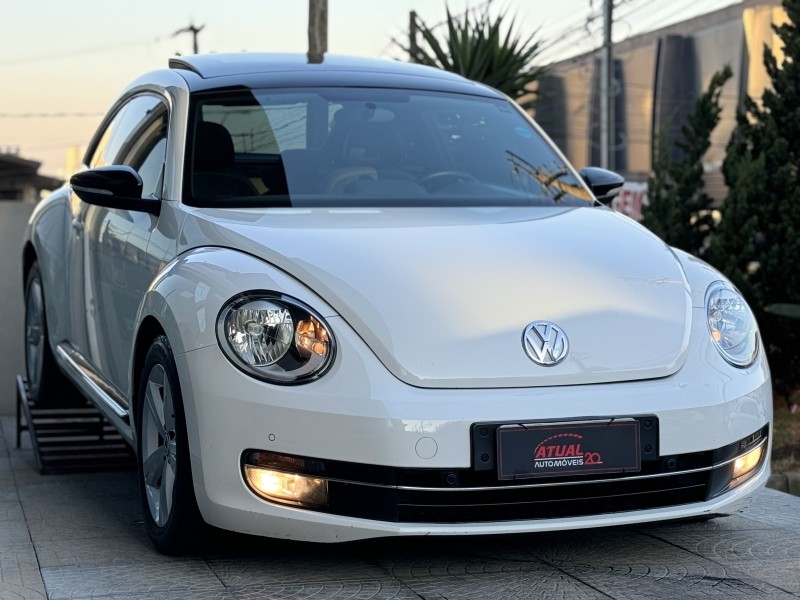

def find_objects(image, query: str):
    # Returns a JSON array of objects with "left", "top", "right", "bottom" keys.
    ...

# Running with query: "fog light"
[
  {"left": 244, "top": 465, "right": 328, "bottom": 507},
  {"left": 732, "top": 444, "right": 763, "bottom": 480},
  {"left": 708, "top": 430, "right": 768, "bottom": 498}
]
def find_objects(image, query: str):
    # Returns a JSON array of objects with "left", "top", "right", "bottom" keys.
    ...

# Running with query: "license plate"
[{"left": 497, "top": 419, "right": 641, "bottom": 480}]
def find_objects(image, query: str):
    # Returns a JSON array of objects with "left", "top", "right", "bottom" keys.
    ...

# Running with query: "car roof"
[{"left": 166, "top": 52, "right": 502, "bottom": 98}]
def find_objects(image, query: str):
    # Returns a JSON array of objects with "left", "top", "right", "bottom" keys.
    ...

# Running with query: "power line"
[
  {"left": 538, "top": 11, "right": 603, "bottom": 62},
  {"left": 614, "top": 0, "right": 662, "bottom": 22},
  {"left": 631, "top": 0, "right": 712, "bottom": 33},
  {"left": 0, "top": 21, "right": 201, "bottom": 69},
  {"left": 0, "top": 40, "right": 145, "bottom": 68},
  {"left": 10, "top": 141, "right": 87, "bottom": 151},
  {"left": 543, "top": 0, "right": 737, "bottom": 64},
  {"left": 0, "top": 112, "right": 104, "bottom": 118}
]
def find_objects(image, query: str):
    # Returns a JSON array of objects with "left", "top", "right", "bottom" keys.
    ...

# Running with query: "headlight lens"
[
  {"left": 217, "top": 293, "right": 335, "bottom": 384},
  {"left": 705, "top": 281, "right": 758, "bottom": 367}
]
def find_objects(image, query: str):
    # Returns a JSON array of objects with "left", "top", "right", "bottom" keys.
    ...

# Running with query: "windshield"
[{"left": 185, "top": 87, "right": 593, "bottom": 208}]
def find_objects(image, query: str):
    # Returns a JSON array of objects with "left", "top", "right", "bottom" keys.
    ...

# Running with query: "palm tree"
[{"left": 399, "top": 4, "right": 547, "bottom": 107}]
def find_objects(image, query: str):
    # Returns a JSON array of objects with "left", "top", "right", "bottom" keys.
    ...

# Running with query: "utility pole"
[
  {"left": 600, "top": 0, "right": 613, "bottom": 170},
  {"left": 308, "top": 0, "right": 328, "bottom": 64},
  {"left": 409, "top": 11, "right": 419, "bottom": 63},
  {"left": 173, "top": 23, "right": 204, "bottom": 54}
]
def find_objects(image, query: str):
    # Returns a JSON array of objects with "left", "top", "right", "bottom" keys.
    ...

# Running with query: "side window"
[{"left": 87, "top": 95, "right": 169, "bottom": 197}]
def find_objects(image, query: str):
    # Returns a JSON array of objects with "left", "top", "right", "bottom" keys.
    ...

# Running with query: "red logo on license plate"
[{"left": 532, "top": 433, "right": 603, "bottom": 469}]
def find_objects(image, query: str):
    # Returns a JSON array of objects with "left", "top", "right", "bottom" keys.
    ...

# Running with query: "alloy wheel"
[
  {"left": 141, "top": 364, "right": 177, "bottom": 527},
  {"left": 25, "top": 277, "right": 45, "bottom": 393}
]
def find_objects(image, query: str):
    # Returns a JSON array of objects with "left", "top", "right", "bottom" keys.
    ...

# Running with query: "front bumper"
[
  {"left": 240, "top": 425, "right": 768, "bottom": 522},
  {"left": 175, "top": 315, "right": 772, "bottom": 543}
]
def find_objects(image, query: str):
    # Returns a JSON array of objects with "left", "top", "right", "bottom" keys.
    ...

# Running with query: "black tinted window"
[{"left": 187, "top": 88, "right": 591, "bottom": 208}]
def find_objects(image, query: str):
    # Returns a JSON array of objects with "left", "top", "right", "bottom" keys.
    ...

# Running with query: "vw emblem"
[{"left": 523, "top": 322, "right": 569, "bottom": 366}]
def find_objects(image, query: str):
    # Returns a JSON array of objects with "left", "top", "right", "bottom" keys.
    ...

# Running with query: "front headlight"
[
  {"left": 705, "top": 281, "right": 759, "bottom": 368},
  {"left": 217, "top": 292, "right": 335, "bottom": 384}
]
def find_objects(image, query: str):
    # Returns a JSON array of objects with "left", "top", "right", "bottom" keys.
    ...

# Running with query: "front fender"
[{"left": 24, "top": 188, "right": 72, "bottom": 349}]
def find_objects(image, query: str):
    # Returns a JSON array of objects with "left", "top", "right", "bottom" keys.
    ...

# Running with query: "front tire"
[{"left": 136, "top": 335, "right": 202, "bottom": 554}]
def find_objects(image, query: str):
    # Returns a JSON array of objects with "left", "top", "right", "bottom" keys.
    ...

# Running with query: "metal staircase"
[{"left": 15, "top": 375, "right": 135, "bottom": 474}]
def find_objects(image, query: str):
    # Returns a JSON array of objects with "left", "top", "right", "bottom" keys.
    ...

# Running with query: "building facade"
[{"left": 535, "top": 0, "right": 787, "bottom": 219}]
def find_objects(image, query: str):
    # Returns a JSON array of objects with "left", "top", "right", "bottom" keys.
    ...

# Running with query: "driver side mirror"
[
  {"left": 70, "top": 166, "right": 160, "bottom": 215},
  {"left": 579, "top": 167, "right": 625, "bottom": 206}
]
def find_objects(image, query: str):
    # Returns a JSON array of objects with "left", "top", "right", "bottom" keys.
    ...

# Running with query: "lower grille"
[{"left": 393, "top": 471, "right": 709, "bottom": 523}]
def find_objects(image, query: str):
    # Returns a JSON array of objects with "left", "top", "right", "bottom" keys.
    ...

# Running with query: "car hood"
[{"left": 181, "top": 206, "right": 692, "bottom": 388}]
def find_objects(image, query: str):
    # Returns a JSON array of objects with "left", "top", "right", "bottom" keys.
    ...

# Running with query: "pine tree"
[
  {"left": 641, "top": 66, "right": 732, "bottom": 256},
  {"left": 708, "top": 0, "right": 800, "bottom": 387},
  {"left": 642, "top": 129, "right": 677, "bottom": 245}
]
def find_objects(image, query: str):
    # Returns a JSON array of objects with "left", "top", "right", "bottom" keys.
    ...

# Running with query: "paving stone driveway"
[{"left": 2, "top": 416, "right": 800, "bottom": 599}]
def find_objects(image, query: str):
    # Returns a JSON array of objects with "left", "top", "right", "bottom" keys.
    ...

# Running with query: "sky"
[{"left": 0, "top": 0, "right": 740, "bottom": 177}]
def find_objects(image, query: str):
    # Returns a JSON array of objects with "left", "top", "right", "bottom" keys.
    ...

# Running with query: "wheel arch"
[{"left": 130, "top": 316, "right": 167, "bottom": 437}]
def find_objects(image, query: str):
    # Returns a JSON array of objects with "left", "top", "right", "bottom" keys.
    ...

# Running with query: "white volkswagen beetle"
[{"left": 22, "top": 54, "right": 771, "bottom": 554}]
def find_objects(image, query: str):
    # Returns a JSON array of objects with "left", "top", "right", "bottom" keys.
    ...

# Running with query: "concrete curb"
[{"left": 767, "top": 472, "right": 800, "bottom": 496}]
